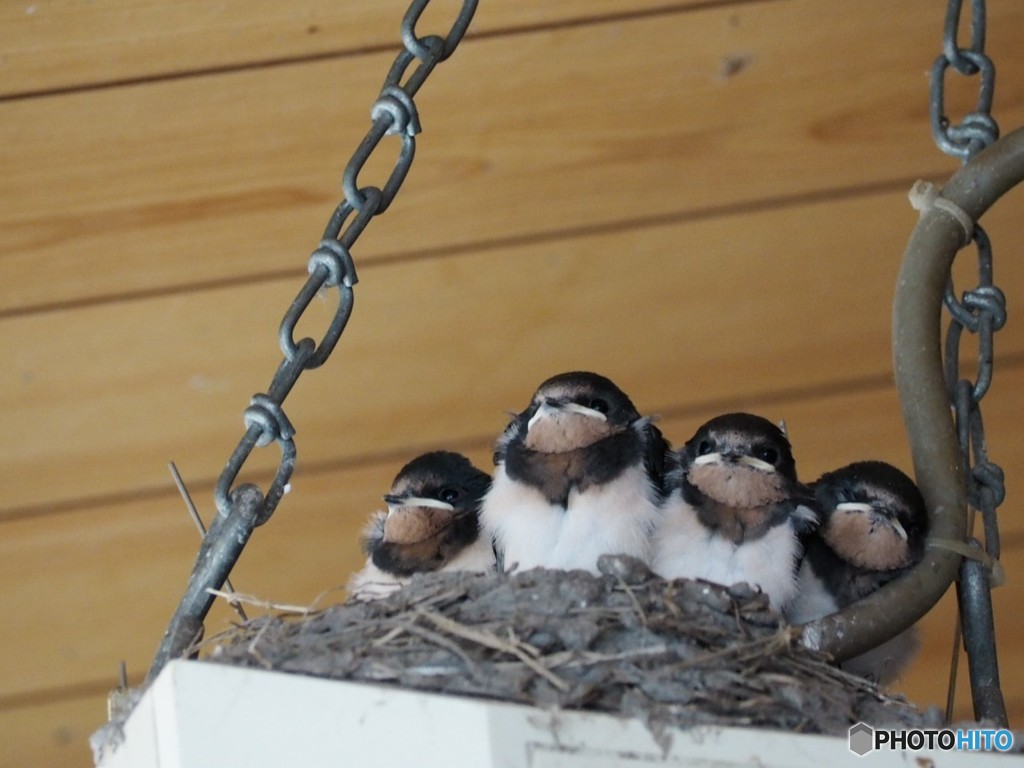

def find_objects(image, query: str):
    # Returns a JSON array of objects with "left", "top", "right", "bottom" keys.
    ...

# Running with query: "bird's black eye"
[
  {"left": 759, "top": 446, "right": 779, "bottom": 465},
  {"left": 439, "top": 487, "right": 459, "bottom": 504},
  {"left": 696, "top": 439, "right": 712, "bottom": 456},
  {"left": 588, "top": 398, "right": 609, "bottom": 414}
]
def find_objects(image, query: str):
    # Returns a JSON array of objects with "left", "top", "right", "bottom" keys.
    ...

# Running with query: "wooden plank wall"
[{"left": 2, "top": 1, "right": 1023, "bottom": 764}]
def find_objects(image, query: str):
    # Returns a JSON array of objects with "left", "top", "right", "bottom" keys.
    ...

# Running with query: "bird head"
[
  {"left": 680, "top": 412, "right": 798, "bottom": 510},
  {"left": 813, "top": 461, "right": 927, "bottom": 571},
  {"left": 514, "top": 371, "right": 641, "bottom": 455}
]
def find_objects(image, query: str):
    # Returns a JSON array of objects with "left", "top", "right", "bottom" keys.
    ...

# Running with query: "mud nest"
[{"left": 204, "top": 555, "right": 938, "bottom": 738}]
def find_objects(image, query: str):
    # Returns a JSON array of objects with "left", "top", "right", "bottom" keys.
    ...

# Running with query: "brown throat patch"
[
  {"left": 524, "top": 411, "right": 623, "bottom": 454},
  {"left": 379, "top": 535, "right": 448, "bottom": 573},
  {"left": 822, "top": 510, "right": 911, "bottom": 571},
  {"left": 382, "top": 506, "right": 455, "bottom": 545},
  {"left": 690, "top": 463, "right": 788, "bottom": 508},
  {"left": 689, "top": 463, "right": 790, "bottom": 543}
]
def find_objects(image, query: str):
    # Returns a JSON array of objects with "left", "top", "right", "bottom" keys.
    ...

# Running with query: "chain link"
[
  {"left": 930, "top": 0, "right": 999, "bottom": 160},
  {"left": 148, "top": 0, "right": 479, "bottom": 684},
  {"left": 943, "top": 227, "right": 1006, "bottom": 403},
  {"left": 935, "top": 0, "right": 1005, "bottom": 573},
  {"left": 932, "top": 0, "right": 1008, "bottom": 726},
  {"left": 219, "top": 0, "right": 477, "bottom": 519}
]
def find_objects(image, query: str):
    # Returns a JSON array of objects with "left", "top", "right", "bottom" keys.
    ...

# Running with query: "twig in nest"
[
  {"left": 784, "top": 652, "right": 887, "bottom": 697},
  {"left": 403, "top": 622, "right": 483, "bottom": 679},
  {"left": 415, "top": 608, "right": 570, "bottom": 692},
  {"left": 660, "top": 583, "right": 683, "bottom": 618},
  {"left": 168, "top": 461, "right": 248, "bottom": 622},
  {"left": 670, "top": 628, "right": 796, "bottom": 671},
  {"left": 730, "top": 601, "right": 754, "bottom": 641},
  {"left": 402, "top": 586, "right": 471, "bottom": 612},
  {"left": 564, "top": 644, "right": 672, "bottom": 668},
  {"left": 298, "top": 584, "right": 349, "bottom": 620},
  {"left": 372, "top": 623, "right": 411, "bottom": 648},
  {"left": 206, "top": 588, "right": 313, "bottom": 616},
  {"left": 614, "top": 575, "right": 648, "bottom": 624},
  {"left": 505, "top": 627, "right": 541, "bottom": 659},
  {"left": 247, "top": 619, "right": 274, "bottom": 669},
  {"left": 736, "top": 695, "right": 779, "bottom": 711},
  {"left": 185, "top": 617, "right": 262, "bottom": 657}
]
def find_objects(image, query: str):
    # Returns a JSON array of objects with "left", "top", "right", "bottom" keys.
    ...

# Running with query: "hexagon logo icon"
[{"left": 849, "top": 722, "right": 875, "bottom": 756}]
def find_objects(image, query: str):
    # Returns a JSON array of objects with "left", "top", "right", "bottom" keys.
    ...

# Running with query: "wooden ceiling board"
[{"left": 2, "top": 1, "right": 1023, "bottom": 765}]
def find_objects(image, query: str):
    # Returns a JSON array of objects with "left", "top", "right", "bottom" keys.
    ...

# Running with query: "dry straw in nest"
[{"left": 202, "top": 555, "right": 939, "bottom": 740}]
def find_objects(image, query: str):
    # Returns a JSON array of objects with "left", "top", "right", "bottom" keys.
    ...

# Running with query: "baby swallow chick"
[
  {"left": 652, "top": 412, "right": 818, "bottom": 612},
  {"left": 347, "top": 451, "right": 494, "bottom": 601},
  {"left": 787, "top": 460, "right": 928, "bottom": 684},
  {"left": 480, "top": 371, "right": 670, "bottom": 574}
]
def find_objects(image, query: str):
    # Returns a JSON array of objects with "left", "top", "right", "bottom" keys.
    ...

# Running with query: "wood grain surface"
[{"left": 2, "top": 1, "right": 1023, "bottom": 765}]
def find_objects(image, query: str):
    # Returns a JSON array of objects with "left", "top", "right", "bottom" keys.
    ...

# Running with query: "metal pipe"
[
  {"left": 957, "top": 541, "right": 1008, "bottom": 725},
  {"left": 145, "top": 483, "right": 264, "bottom": 685},
  {"left": 800, "top": 125, "right": 1024, "bottom": 661}
]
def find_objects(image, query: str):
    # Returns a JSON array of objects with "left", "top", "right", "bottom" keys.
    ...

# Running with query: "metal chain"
[
  {"left": 146, "top": 0, "right": 479, "bottom": 685},
  {"left": 931, "top": 0, "right": 1008, "bottom": 726},
  {"left": 930, "top": 0, "right": 999, "bottom": 160}
]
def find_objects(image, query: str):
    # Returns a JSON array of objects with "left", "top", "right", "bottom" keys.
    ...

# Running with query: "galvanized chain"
[
  {"left": 146, "top": 0, "right": 479, "bottom": 685},
  {"left": 931, "top": 0, "right": 1008, "bottom": 726},
  {"left": 930, "top": 0, "right": 999, "bottom": 161}
]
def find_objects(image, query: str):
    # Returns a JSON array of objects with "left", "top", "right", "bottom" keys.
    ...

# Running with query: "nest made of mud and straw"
[{"left": 202, "top": 556, "right": 939, "bottom": 740}]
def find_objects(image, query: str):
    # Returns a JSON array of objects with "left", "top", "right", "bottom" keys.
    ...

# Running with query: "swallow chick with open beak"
[
  {"left": 347, "top": 451, "right": 495, "bottom": 601},
  {"left": 786, "top": 460, "right": 928, "bottom": 684},
  {"left": 651, "top": 412, "right": 818, "bottom": 612},
  {"left": 480, "top": 371, "right": 670, "bottom": 574}
]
